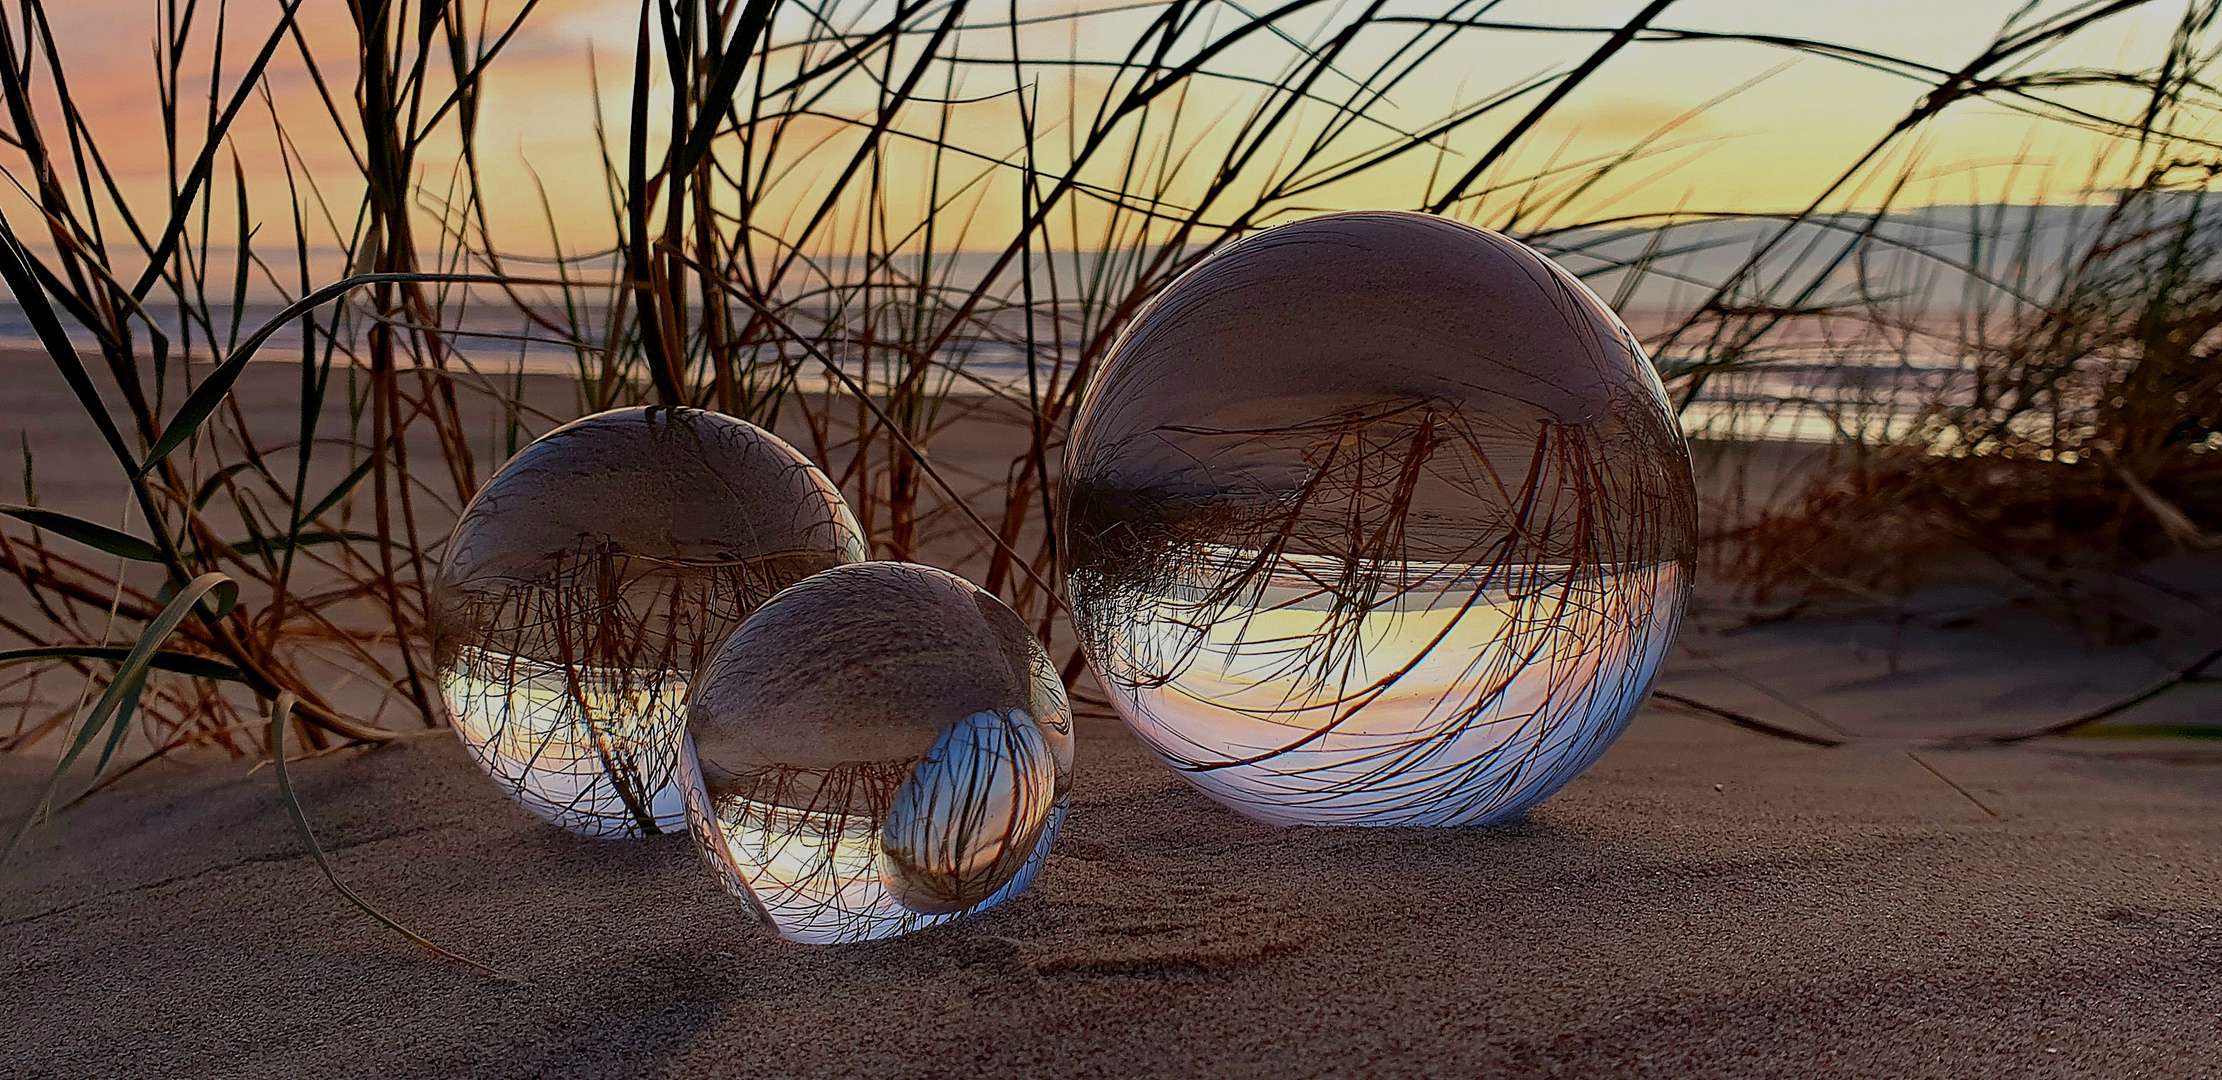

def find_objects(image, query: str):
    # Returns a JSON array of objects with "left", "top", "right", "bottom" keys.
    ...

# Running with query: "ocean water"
[{"left": 0, "top": 298, "right": 1965, "bottom": 445}]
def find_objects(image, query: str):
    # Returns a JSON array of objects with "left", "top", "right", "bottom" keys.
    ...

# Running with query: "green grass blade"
[
  {"left": 192, "top": 461, "right": 262, "bottom": 510},
  {"left": 138, "top": 271, "right": 568, "bottom": 476},
  {"left": 0, "top": 646, "right": 245, "bottom": 682},
  {"left": 152, "top": 576, "right": 241, "bottom": 620},
  {"left": 92, "top": 668, "right": 151, "bottom": 775},
  {"left": 0, "top": 505, "right": 165, "bottom": 562},
  {"left": 300, "top": 453, "right": 380, "bottom": 524},
  {"left": 1, "top": 572, "right": 236, "bottom": 867},
  {"left": 0, "top": 223, "right": 144, "bottom": 479}
]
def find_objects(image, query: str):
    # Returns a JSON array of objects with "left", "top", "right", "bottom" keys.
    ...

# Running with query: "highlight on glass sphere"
[
  {"left": 431, "top": 407, "right": 867, "bottom": 839},
  {"left": 680, "top": 562, "right": 1073, "bottom": 944},
  {"left": 1060, "top": 210, "right": 1696, "bottom": 827}
]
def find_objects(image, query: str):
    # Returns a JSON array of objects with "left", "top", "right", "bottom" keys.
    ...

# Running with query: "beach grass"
[{"left": 0, "top": 0, "right": 2215, "bottom": 773}]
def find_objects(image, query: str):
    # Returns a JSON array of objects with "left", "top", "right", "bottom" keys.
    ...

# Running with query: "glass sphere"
[
  {"left": 431, "top": 407, "right": 867, "bottom": 839},
  {"left": 681, "top": 562, "right": 1073, "bottom": 944},
  {"left": 1061, "top": 211, "right": 1695, "bottom": 826}
]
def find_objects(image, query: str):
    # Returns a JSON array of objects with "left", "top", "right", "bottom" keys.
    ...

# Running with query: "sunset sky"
[{"left": 17, "top": 0, "right": 2206, "bottom": 258}]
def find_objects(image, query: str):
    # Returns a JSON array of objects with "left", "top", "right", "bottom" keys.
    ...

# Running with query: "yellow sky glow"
[{"left": 17, "top": 0, "right": 2208, "bottom": 259}]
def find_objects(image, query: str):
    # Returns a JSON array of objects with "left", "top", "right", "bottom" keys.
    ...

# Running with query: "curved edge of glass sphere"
[
  {"left": 879, "top": 707, "right": 1062, "bottom": 914},
  {"left": 680, "top": 562, "right": 1072, "bottom": 943},
  {"left": 1122, "top": 560, "right": 1691, "bottom": 828},
  {"left": 1059, "top": 211, "right": 1696, "bottom": 827},
  {"left": 431, "top": 406, "right": 868, "bottom": 840},
  {"left": 441, "top": 649, "right": 694, "bottom": 837},
  {"left": 679, "top": 733, "right": 1068, "bottom": 944}
]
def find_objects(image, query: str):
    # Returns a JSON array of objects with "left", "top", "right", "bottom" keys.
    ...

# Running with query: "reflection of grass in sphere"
[
  {"left": 431, "top": 407, "right": 866, "bottom": 839},
  {"left": 441, "top": 645, "right": 692, "bottom": 837},
  {"left": 1062, "top": 213, "right": 1696, "bottom": 825},
  {"left": 683, "top": 563, "right": 1072, "bottom": 944}
]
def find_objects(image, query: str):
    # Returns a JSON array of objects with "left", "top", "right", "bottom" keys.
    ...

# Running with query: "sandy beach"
[
  {"left": 5, "top": 579, "right": 2221, "bottom": 1078},
  {"left": 5, "top": 349, "right": 2222, "bottom": 1077},
  {"left": 9, "top": 0, "right": 2222, "bottom": 1072}
]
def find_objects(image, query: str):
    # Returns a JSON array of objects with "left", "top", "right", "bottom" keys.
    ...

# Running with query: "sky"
[{"left": 14, "top": 0, "right": 2212, "bottom": 259}]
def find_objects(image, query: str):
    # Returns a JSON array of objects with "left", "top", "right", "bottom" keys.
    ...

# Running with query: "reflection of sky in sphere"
[
  {"left": 683, "top": 562, "right": 1073, "bottom": 943},
  {"left": 680, "top": 724, "right": 1065, "bottom": 945},
  {"left": 1101, "top": 551, "right": 1683, "bottom": 826},
  {"left": 432, "top": 407, "right": 870, "bottom": 839},
  {"left": 1063, "top": 213, "right": 1696, "bottom": 826},
  {"left": 442, "top": 647, "right": 689, "bottom": 837}
]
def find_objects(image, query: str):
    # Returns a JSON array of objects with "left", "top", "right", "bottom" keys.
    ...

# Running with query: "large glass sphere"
[
  {"left": 681, "top": 562, "right": 1073, "bottom": 944},
  {"left": 1061, "top": 211, "right": 1695, "bottom": 826},
  {"left": 431, "top": 407, "right": 867, "bottom": 838}
]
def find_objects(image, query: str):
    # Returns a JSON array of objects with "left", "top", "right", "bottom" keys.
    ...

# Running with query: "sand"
[
  {"left": 5, "top": 596, "right": 2221, "bottom": 1078},
  {"left": 4, "top": 351, "right": 2222, "bottom": 1077}
]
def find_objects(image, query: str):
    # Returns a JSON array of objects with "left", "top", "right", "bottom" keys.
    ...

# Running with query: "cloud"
[{"left": 1560, "top": 98, "right": 1720, "bottom": 142}]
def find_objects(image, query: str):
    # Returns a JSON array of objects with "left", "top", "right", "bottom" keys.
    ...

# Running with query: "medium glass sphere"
[
  {"left": 681, "top": 562, "right": 1073, "bottom": 944},
  {"left": 1061, "top": 211, "right": 1695, "bottom": 826},
  {"left": 432, "top": 407, "right": 867, "bottom": 838}
]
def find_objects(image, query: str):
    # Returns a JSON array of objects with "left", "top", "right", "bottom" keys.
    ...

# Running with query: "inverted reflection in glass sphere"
[
  {"left": 1061, "top": 211, "right": 1695, "bottom": 826},
  {"left": 681, "top": 562, "right": 1073, "bottom": 944},
  {"left": 432, "top": 407, "right": 867, "bottom": 839}
]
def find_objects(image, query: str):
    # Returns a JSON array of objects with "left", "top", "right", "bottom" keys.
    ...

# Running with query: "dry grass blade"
[
  {"left": 1987, "top": 642, "right": 2222, "bottom": 743},
  {"left": 1651, "top": 690, "right": 1845, "bottom": 748},
  {"left": 265, "top": 692, "right": 520, "bottom": 983},
  {"left": 0, "top": 0, "right": 2215, "bottom": 770}
]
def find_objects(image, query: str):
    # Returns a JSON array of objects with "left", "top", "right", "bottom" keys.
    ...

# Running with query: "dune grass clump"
[
  {"left": 0, "top": 0, "right": 2214, "bottom": 783},
  {"left": 1705, "top": 168, "right": 2222, "bottom": 633}
]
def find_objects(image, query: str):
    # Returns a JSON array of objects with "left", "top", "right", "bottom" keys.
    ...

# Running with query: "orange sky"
[{"left": 16, "top": 0, "right": 2209, "bottom": 260}]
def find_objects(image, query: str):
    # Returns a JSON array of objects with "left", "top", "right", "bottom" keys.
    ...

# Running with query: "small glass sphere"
[
  {"left": 1061, "top": 211, "right": 1695, "bottom": 826},
  {"left": 681, "top": 562, "right": 1073, "bottom": 944},
  {"left": 432, "top": 407, "right": 867, "bottom": 839}
]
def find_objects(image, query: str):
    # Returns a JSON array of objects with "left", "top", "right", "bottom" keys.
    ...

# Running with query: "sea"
[{"left": 1, "top": 200, "right": 2199, "bottom": 446}]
